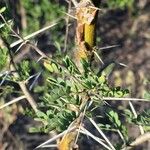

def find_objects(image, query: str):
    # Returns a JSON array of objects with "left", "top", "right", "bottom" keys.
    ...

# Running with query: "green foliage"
[
  {"left": 0, "top": 85, "right": 14, "bottom": 98},
  {"left": 0, "top": 7, "right": 6, "bottom": 14},
  {"left": 106, "top": 0, "right": 134, "bottom": 9},
  {"left": 17, "top": 60, "right": 31, "bottom": 81},
  {"left": 0, "top": 20, "right": 12, "bottom": 43},
  {"left": 136, "top": 110, "right": 150, "bottom": 131},
  {"left": 124, "top": 109, "right": 150, "bottom": 132},
  {"left": 29, "top": 56, "right": 129, "bottom": 133},
  {"left": 22, "top": 0, "right": 65, "bottom": 34},
  {"left": 0, "top": 1, "right": 149, "bottom": 149},
  {"left": 0, "top": 47, "right": 8, "bottom": 70},
  {"left": 107, "top": 110, "right": 128, "bottom": 140},
  {"left": 18, "top": 0, "right": 66, "bottom": 49},
  {"left": 97, "top": 108, "right": 130, "bottom": 149}
]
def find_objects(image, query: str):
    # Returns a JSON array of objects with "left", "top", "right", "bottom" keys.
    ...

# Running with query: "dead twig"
[
  {"left": 64, "top": 0, "right": 72, "bottom": 52},
  {"left": 35, "top": 126, "right": 77, "bottom": 149},
  {"left": 123, "top": 132, "right": 150, "bottom": 150},
  {"left": 10, "top": 22, "right": 59, "bottom": 48},
  {"left": 0, "top": 95, "right": 26, "bottom": 109},
  {"left": 129, "top": 101, "right": 144, "bottom": 135},
  {"left": 103, "top": 97, "right": 150, "bottom": 102}
]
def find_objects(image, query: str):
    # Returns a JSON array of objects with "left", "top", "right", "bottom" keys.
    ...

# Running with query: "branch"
[
  {"left": 89, "top": 117, "right": 115, "bottom": 150},
  {"left": 103, "top": 97, "right": 150, "bottom": 102},
  {"left": 80, "top": 127, "right": 112, "bottom": 150},
  {"left": 10, "top": 65, "right": 38, "bottom": 113},
  {"left": 129, "top": 101, "right": 144, "bottom": 135},
  {"left": 71, "top": 0, "right": 78, "bottom": 7},
  {"left": 0, "top": 14, "right": 41, "bottom": 113},
  {"left": 123, "top": 132, "right": 150, "bottom": 150},
  {"left": 35, "top": 126, "right": 77, "bottom": 149},
  {"left": 10, "top": 22, "right": 59, "bottom": 48},
  {"left": 0, "top": 95, "right": 26, "bottom": 109}
]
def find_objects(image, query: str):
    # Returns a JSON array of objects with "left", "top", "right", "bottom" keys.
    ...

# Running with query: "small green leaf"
[
  {"left": 44, "top": 61, "right": 53, "bottom": 72},
  {"left": 29, "top": 127, "right": 40, "bottom": 133},
  {"left": 36, "top": 110, "right": 47, "bottom": 118},
  {"left": 57, "top": 77, "right": 66, "bottom": 86},
  {"left": 98, "top": 75, "right": 106, "bottom": 84},
  {"left": 0, "top": 7, "right": 6, "bottom": 14},
  {"left": 63, "top": 56, "right": 70, "bottom": 68},
  {"left": 47, "top": 77, "right": 57, "bottom": 84},
  {"left": 51, "top": 62, "right": 59, "bottom": 73},
  {"left": 46, "top": 110, "right": 53, "bottom": 117}
]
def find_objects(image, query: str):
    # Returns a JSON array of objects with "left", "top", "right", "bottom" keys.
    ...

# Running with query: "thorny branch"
[{"left": 0, "top": 14, "right": 38, "bottom": 112}]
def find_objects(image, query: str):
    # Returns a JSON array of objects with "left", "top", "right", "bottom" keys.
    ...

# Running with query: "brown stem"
[
  {"left": 123, "top": 132, "right": 150, "bottom": 150},
  {"left": 10, "top": 62, "right": 38, "bottom": 113},
  {"left": 74, "top": 0, "right": 99, "bottom": 72},
  {"left": 58, "top": 1, "right": 101, "bottom": 150},
  {"left": 19, "top": 0, "right": 27, "bottom": 30}
]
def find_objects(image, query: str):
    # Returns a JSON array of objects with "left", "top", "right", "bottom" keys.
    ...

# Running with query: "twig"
[
  {"left": 10, "top": 64, "right": 38, "bottom": 113},
  {"left": 71, "top": 0, "right": 78, "bottom": 7},
  {"left": 103, "top": 97, "right": 150, "bottom": 102},
  {"left": 99, "top": 45, "right": 120, "bottom": 51},
  {"left": 117, "top": 129, "right": 126, "bottom": 144},
  {"left": 93, "top": 51, "right": 104, "bottom": 64},
  {"left": 10, "top": 22, "right": 59, "bottom": 48},
  {"left": 40, "top": 144, "right": 57, "bottom": 148},
  {"left": 0, "top": 95, "right": 26, "bottom": 109},
  {"left": 80, "top": 127, "right": 113, "bottom": 150},
  {"left": 89, "top": 6, "right": 103, "bottom": 11},
  {"left": 74, "top": 102, "right": 88, "bottom": 145},
  {"left": 0, "top": 71, "right": 9, "bottom": 85},
  {"left": 0, "top": 29, "right": 38, "bottom": 113},
  {"left": 89, "top": 117, "right": 116, "bottom": 150},
  {"left": 27, "top": 42, "right": 49, "bottom": 58},
  {"left": 64, "top": 0, "right": 71, "bottom": 52},
  {"left": 0, "top": 14, "right": 21, "bottom": 40},
  {"left": 35, "top": 126, "right": 76, "bottom": 149},
  {"left": 29, "top": 71, "right": 42, "bottom": 90},
  {"left": 18, "top": 81, "right": 38, "bottom": 112},
  {"left": 62, "top": 11, "right": 77, "bottom": 19},
  {"left": 122, "top": 132, "right": 150, "bottom": 150},
  {"left": 19, "top": 0, "right": 27, "bottom": 30},
  {"left": 129, "top": 101, "right": 144, "bottom": 134},
  {"left": 0, "top": 20, "right": 38, "bottom": 112}
]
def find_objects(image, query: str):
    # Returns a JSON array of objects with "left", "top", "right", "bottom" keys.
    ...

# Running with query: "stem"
[{"left": 58, "top": 1, "right": 101, "bottom": 149}]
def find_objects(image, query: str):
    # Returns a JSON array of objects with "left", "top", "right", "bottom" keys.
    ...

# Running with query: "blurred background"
[{"left": 0, "top": 0, "right": 150, "bottom": 149}]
